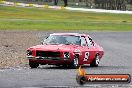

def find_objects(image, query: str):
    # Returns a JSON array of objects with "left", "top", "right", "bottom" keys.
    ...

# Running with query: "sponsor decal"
[{"left": 76, "top": 66, "right": 131, "bottom": 85}]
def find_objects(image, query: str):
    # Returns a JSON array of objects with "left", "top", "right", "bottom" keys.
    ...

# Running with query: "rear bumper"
[{"left": 27, "top": 56, "right": 71, "bottom": 65}]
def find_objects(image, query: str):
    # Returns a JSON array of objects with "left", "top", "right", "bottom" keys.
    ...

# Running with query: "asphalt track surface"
[{"left": 0, "top": 31, "right": 132, "bottom": 88}]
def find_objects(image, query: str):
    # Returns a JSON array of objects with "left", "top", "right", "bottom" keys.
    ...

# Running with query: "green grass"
[{"left": 0, "top": 6, "right": 132, "bottom": 31}]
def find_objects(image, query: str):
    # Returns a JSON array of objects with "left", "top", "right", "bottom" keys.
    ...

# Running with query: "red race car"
[{"left": 27, "top": 33, "right": 104, "bottom": 68}]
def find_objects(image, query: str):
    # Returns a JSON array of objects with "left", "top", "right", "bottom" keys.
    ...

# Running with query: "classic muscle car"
[{"left": 27, "top": 33, "right": 104, "bottom": 68}]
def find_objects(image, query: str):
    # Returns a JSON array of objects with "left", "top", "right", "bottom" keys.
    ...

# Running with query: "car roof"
[{"left": 50, "top": 33, "right": 88, "bottom": 36}]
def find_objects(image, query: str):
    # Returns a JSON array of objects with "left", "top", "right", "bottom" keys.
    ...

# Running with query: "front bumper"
[
  {"left": 27, "top": 56, "right": 70, "bottom": 60},
  {"left": 27, "top": 56, "right": 71, "bottom": 65}
]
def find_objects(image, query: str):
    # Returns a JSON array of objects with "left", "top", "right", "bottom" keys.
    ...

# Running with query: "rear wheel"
[
  {"left": 90, "top": 55, "right": 100, "bottom": 67},
  {"left": 71, "top": 56, "right": 79, "bottom": 69},
  {"left": 29, "top": 60, "right": 39, "bottom": 68}
]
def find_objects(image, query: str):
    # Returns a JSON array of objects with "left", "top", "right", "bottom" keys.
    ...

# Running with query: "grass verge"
[{"left": 0, "top": 6, "right": 132, "bottom": 31}]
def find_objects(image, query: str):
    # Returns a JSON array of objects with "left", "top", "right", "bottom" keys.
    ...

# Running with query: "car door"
[
  {"left": 80, "top": 36, "right": 97, "bottom": 65},
  {"left": 79, "top": 36, "right": 92, "bottom": 64},
  {"left": 85, "top": 36, "right": 97, "bottom": 63}
]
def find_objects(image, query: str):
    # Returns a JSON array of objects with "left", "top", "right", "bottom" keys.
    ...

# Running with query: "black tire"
[
  {"left": 90, "top": 55, "right": 100, "bottom": 67},
  {"left": 29, "top": 61, "right": 39, "bottom": 68},
  {"left": 71, "top": 56, "right": 79, "bottom": 69}
]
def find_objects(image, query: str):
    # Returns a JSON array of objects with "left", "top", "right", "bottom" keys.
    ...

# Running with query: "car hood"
[{"left": 28, "top": 44, "right": 80, "bottom": 52}]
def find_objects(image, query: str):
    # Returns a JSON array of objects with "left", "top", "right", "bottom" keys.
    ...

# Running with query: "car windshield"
[{"left": 43, "top": 35, "right": 80, "bottom": 45}]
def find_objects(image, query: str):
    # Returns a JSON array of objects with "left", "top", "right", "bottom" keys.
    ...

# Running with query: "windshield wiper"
[
  {"left": 65, "top": 43, "right": 75, "bottom": 45},
  {"left": 49, "top": 43, "right": 60, "bottom": 45}
]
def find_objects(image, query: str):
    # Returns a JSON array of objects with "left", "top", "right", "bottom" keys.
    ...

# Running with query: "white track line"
[{"left": 66, "top": 7, "right": 132, "bottom": 14}]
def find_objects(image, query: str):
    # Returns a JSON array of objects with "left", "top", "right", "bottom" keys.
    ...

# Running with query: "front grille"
[{"left": 36, "top": 51, "right": 60, "bottom": 57}]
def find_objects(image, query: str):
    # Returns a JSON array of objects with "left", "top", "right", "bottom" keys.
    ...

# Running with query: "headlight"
[
  {"left": 64, "top": 52, "right": 70, "bottom": 58},
  {"left": 27, "top": 50, "right": 32, "bottom": 56},
  {"left": 74, "top": 49, "right": 80, "bottom": 53}
]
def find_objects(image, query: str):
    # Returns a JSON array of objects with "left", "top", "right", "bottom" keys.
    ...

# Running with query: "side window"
[
  {"left": 80, "top": 36, "right": 87, "bottom": 46},
  {"left": 87, "top": 37, "right": 94, "bottom": 47}
]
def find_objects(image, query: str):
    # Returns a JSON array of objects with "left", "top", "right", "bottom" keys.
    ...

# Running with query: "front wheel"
[
  {"left": 90, "top": 55, "right": 100, "bottom": 67},
  {"left": 29, "top": 60, "right": 39, "bottom": 68},
  {"left": 71, "top": 56, "right": 79, "bottom": 69}
]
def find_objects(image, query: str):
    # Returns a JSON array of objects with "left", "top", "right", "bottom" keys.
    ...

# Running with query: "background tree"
[
  {"left": 54, "top": 0, "right": 58, "bottom": 5},
  {"left": 85, "top": 0, "right": 94, "bottom": 8},
  {"left": 63, "top": 0, "right": 68, "bottom": 7}
]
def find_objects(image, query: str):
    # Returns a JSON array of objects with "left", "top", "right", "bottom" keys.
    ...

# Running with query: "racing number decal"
[{"left": 83, "top": 52, "right": 89, "bottom": 61}]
